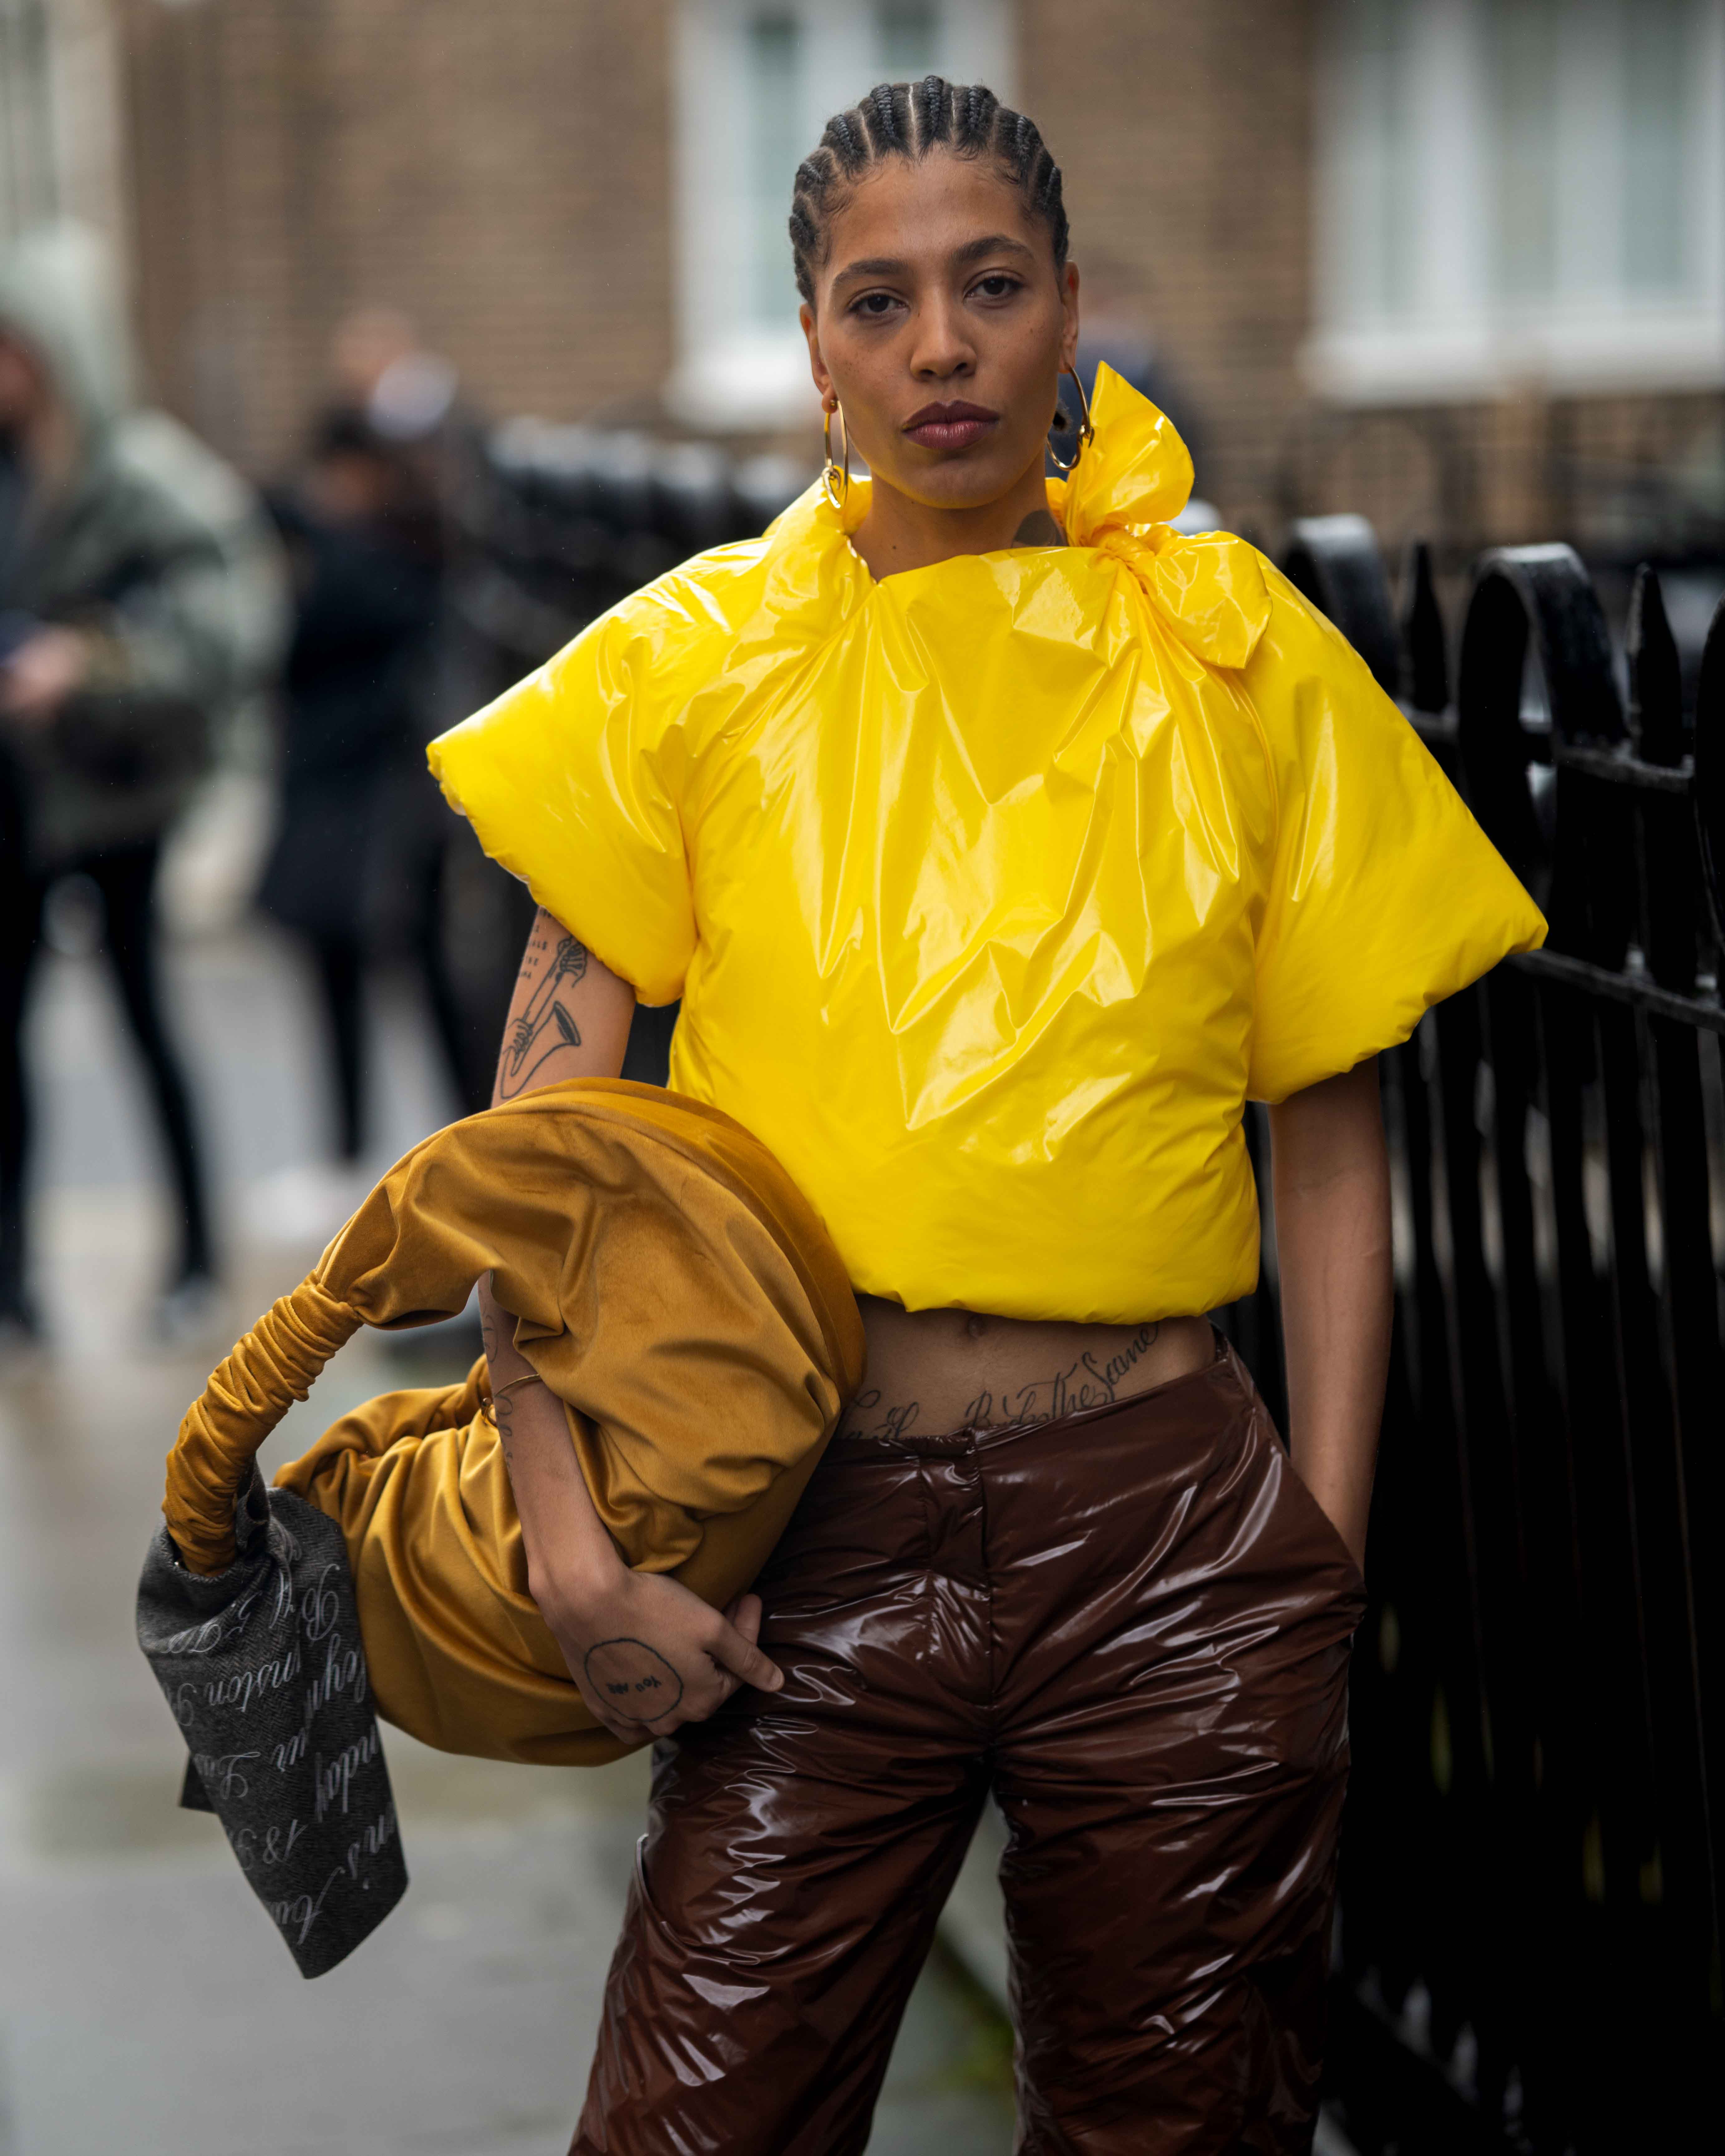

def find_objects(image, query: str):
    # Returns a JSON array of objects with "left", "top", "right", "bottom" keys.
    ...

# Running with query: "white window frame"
[
  {"left": 670, "top": 0, "right": 1012, "bottom": 430},
  {"left": 1304, "top": 0, "right": 1725, "bottom": 404},
  {"left": 0, "top": 0, "right": 126, "bottom": 248}
]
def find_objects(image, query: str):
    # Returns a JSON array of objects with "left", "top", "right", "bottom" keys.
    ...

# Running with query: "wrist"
[{"left": 527, "top": 1541, "right": 628, "bottom": 1628}]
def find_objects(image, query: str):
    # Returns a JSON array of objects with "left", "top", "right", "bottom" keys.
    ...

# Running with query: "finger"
[
  {"left": 612, "top": 1705, "right": 678, "bottom": 1742},
  {"left": 669, "top": 1675, "right": 737, "bottom": 1729},
  {"left": 726, "top": 1592, "right": 764, "bottom": 1649},
  {"left": 706, "top": 1617, "right": 784, "bottom": 1693},
  {"left": 572, "top": 1676, "right": 648, "bottom": 1744}
]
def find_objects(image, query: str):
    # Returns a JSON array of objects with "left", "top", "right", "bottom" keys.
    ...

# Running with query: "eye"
[
  {"left": 971, "top": 273, "right": 1023, "bottom": 301},
  {"left": 849, "top": 290, "right": 902, "bottom": 320}
]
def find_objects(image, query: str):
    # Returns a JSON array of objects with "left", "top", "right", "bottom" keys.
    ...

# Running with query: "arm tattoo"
[
  {"left": 491, "top": 1382, "right": 516, "bottom": 1468},
  {"left": 583, "top": 1639, "right": 685, "bottom": 1721},
  {"left": 499, "top": 932, "right": 588, "bottom": 1099}
]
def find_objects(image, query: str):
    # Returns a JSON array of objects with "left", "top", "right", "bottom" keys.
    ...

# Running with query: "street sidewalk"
[{"left": 0, "top": 925, "right": 1012, "bottom": 2156}]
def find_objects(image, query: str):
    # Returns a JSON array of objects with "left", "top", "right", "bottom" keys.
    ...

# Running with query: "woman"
[
  {"left": 430, "top": 80, "right": 1543, "bottom": 2155},
  {"left": 0, "top": 221, "right": 285, "bottom": 1349},
  {"left": 259, "top": 408, "right": 460, "bottom": 1196}
]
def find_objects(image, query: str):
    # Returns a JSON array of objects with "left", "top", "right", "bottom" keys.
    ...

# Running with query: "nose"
[{"left": 906, "top": 291, "right": 976, "bottom": 382}]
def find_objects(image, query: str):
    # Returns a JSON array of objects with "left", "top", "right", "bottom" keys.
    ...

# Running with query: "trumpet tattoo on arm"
[{"left": 498, "top": 930, "right": 590, "bottom": 1099}]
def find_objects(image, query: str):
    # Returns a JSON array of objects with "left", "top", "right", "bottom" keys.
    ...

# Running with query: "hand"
[
  {"left": 537, "top": 1564, "right": 784, "bottom": 1744},
  {"left": 0, "top": 625, "right": 87, "bottom": 728},
  {"left": 474, "top": 1273, "right": 783, "bottom": 1740},
  {"left": 1292, "top": 1455, "right": 1369, "bottom": 1575}
]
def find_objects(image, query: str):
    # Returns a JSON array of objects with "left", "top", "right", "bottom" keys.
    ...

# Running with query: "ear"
[
  {"left": 800, "top": 303, "right": 835, "bottom": 405},
  {"left": 1057, "top": 262, "right": 1081, "bottom": 375}
]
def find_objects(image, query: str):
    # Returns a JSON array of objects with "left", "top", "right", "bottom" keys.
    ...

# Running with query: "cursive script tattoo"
[
  {"left": 962, "top": 1322, "right": 1161, "bottom": 1430},
  {"left": 836, "top": 1389, "right": 927, "bottom": 1442},
  {"left": 491, "top": 1381, "right": 517, "bottom": 1467},
  {"left": 1013, "top": 508, "right": 1064, "bottom": 547},
  {"left": 500, "top": 929, "right": 588, "bottom": 1098},
  {"left": 480, "top": 1303, "right": 515, "bottom": 1462},
  {"left": 840, "top": 1322, "right": 1164, "bottom": 1440},
  {"left": 583, "top": 1638, "right": 684, "bottom": 1722}
]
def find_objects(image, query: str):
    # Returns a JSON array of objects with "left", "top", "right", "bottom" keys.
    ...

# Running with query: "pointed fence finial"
[
  {"left": 1627, "top": 563, "right": 1683, "bottom": 767},
  {"left": 1403, "top": 540, "right": 1449, "bottom": 715},
  {"left": 1694, "top": 587, "right": 1725, "bottom": 949}
]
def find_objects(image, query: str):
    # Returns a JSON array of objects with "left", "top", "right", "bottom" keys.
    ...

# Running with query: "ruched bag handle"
[
  {"left": 163, "top": 1274, "right": 362, "bottom": 1575},
  {"left": 159, "top": 1080, "right": 867, "bottom": 1581}
]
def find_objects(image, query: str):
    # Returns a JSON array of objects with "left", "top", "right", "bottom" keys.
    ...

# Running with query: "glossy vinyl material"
[
  {"left": 430, "top": 369, "right": 1545, "bottom": 1326},
  {"left": 573, "top": 1341, "right": 1365, "bottom": 2155}
]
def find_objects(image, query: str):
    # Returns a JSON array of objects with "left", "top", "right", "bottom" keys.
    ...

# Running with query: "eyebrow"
[{"left": 830, "top": 233, "right": 1038, "bottom": 286}]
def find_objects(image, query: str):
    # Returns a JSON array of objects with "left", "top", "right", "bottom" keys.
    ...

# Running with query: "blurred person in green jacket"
[{"left": 0, "top": 223, "right": 286, "bottom": 1351}]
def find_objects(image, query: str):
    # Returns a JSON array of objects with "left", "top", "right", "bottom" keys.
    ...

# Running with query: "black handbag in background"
[{"left": 51, "top": 680, "right": 210, "bottom": 793}]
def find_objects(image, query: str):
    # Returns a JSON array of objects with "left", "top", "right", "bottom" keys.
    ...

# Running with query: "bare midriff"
[{"left": 833, "top": 1297, "right": 1216, "bottom": 1441}]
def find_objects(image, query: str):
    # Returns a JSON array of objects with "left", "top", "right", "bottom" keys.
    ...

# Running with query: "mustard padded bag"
[{"left": 159, "top": 1080, "right": 865, "bottom": 1766}]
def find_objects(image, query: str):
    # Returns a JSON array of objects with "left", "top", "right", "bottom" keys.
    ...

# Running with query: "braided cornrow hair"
[{"left": 789, "top": 76, "right": 1069, "bottom": 307}]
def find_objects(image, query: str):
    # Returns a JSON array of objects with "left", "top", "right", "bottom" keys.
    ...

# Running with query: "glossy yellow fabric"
[
  {"left": 160, "top": 1081, "right": 865, "bottom": 1764},
  {"left": 430, "top": 369, "right": 1545, "bottom": 1324}
]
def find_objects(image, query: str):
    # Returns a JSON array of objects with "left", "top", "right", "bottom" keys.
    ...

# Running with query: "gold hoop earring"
[
  {"left": 822, "top": 401, "right": 852, "bottom": 509},
  {"left": 1047, "top": 365, "right": 1095, "bottom": 477}
]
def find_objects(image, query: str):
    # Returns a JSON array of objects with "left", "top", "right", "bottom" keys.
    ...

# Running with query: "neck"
[{"left": 849, "top": 449, "right": 1060, "bottom": 580}]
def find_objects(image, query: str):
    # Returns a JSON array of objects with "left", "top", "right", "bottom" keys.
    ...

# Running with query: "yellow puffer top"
[{"left": 430, "top": 370, "right": 1544, "bottom": 1324}]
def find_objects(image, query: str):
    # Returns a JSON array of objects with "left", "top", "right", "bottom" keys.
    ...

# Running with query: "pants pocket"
[{"left": 1269, "top": 1439, "right": 1368, "bottom": 1614}]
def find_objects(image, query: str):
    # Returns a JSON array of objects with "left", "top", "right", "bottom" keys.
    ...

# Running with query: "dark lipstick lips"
[
  {"left": 902, "top": 401, "right": 1001, "bottom": 451},
  {"left": 902, "top": 400, "right": 998, "bottom": 429}
]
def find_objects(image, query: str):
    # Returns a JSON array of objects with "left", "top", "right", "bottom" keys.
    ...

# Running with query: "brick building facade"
[
  {"left": 116, "top": 0, "right": 679, "bottom": 473},
  {"left": 85, "top": 0, "right": 1725, "bottom": 566}
]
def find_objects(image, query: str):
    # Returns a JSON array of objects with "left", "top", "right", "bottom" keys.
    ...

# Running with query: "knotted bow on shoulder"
[{"left": 1052, "top": 364, "right": 1272, "bottom": 672}]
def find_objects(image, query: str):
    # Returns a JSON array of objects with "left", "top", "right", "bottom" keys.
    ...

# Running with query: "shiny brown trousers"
[{"left": 573, "top": 1341, "right": 1365, "bottom": 2156}]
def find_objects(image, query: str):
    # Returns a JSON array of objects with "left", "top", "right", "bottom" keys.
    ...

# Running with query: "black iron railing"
[
  {"left": 1274, "top": 520, "right": 1725, "bottom": 2153},
  {"left": 455, "top": 457, "right": 1724, "bottom": 2140}
]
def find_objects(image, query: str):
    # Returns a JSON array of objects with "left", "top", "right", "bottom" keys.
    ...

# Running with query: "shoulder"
[
  {"left": 585, "top": 533, "right": 779, "bottom": 671},
  {"left": 1240, "top": 551, "right": 1376, "bottom": 686},
  {"left": 1230, "top": 547, "right": 1413, "bottom": 778},
  {"left": 106, "top": 411, "right": 269, "bottom": 545},
  {"left": 537, "top": 509, "right": 834, "bottom": 740}
]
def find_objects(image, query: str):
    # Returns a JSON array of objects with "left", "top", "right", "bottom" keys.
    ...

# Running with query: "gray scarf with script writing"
[{"left": 135, "top": 1466, "right": 407, "bottom": 1977}]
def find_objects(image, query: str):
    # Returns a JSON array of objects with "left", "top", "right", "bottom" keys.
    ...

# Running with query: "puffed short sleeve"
[
  {"left": 427, "top": 607, "right": 695, "bottom": 1007},
  {"left": 1244, "top": 563, "right": 1546, "bottom": 1104}
]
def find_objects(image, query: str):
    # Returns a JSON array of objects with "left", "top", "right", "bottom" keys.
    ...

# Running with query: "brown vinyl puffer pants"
[{"left": 573, "top": 1340, "right": 1365, "bottom": 2156}]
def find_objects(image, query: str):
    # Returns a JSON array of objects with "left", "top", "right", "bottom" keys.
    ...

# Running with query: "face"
[
  {"left": 800, "top": 152, "right": 1078, "bottom": 513},
  {"left": 0, "top": 333, "right": 47, "bottom": 434},
  {"left": 330, "top": 306, "right": 417, "bottom": 400},
  {"left": 306, "top": 448, "right": 396, "bottom": 524}
]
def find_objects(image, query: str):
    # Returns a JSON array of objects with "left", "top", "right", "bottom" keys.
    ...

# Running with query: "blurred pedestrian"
[
  {"left": 257, "top": 405, "right": 460, "bottom": 1209},
  {"left": 330, "top": 304, "right": 464, "bottom": 457},
  {"left": 0, "top": 222, "right": 285, "bottom": 1352},
  {"left": 332, "top": 308, "right": 501, "bottom": 1119}
]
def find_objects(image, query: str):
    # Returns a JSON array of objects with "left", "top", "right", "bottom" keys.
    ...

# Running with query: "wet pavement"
[{"left": 0, "top": 921, "right": 1013, "bottom": 2155}]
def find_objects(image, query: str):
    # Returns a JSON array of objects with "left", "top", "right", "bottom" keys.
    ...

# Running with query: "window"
[
  {"left": 1307, "top": 0, "right": 1725, "bottom": 401},
  {"left": 1, "top": 0, "right": 59, "bottom": 240},
  {"left": 671, "top": 0, "right": 1011, "bottom": 427},
  {"left": 0, "top": 0, "right": 125, "bottom": 250}
]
